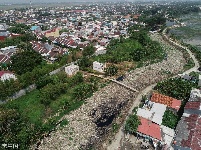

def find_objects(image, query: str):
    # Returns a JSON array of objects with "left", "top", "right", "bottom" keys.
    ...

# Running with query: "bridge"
[{"left": 87, "top": 73, "right": 139, "bottom": 93}]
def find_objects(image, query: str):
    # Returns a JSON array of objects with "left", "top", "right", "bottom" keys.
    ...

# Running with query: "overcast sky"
[
  {"left": 0, "top": 0, "right": 196, "bottom": 4},
  {"left": 0, "top": 0, "right": 185, "bottom": 4}
]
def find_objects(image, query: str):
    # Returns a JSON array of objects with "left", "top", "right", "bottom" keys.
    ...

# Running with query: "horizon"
[{"left": 0, "top": 0, "right": 199, "bottom": 5}]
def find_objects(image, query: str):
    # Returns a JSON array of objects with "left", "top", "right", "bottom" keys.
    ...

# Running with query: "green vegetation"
[
  {"left": 125, "top": 107, "right": 141, "bottom": 134},
  {"left": 125, "top": 113, "right": 140, "bottom": 134},
  {"left": 0, "top": 72, "right": 100, "bottom": 149},
  {"left": 59, "top": 28, "right": 69, "bottom": 34},
  {"left": 162, "top": 110, "right": 178, "bottom": 129},
  {"left": 0, "top": 32, "right": 36, "bottom": 49},
  {"left": 154, "top": 78, "right": 197, "bottom": 120},
  {"left": 60, "top": 119, "right": 69, "bottom": 127},
  {"left": 183, "top": 58, "right": 195, "bottom": 71},
  {"left": 82, "top": 45, "right": 95, "bottom": 57},
  {"left": 186, "top": 45, "right": 201, "bottom": 66},
  {"left": 8, "top": 23, "right": 30, "bottom": 34},
  {"left": 154, "top": 78, "right": 197, "bottom": 102},
  {"left": 11, "top": 50, "right": 43, "bottom": 75},
  {"left": 91, "top": 30, "right": 165, "bottom": 65},
  {"left": 112, "top": 123, "right": 120, "bottom": 133},
  {"left": 104, "top": 65, "right": 118, "bottom": 76}
]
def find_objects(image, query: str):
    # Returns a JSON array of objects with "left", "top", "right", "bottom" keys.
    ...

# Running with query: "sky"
[
  {"left": 0, "top": 0, "right": 184, "bottom": 4},
  {"left": 0, "top": 0, "right": 197, "bottom": 4}
]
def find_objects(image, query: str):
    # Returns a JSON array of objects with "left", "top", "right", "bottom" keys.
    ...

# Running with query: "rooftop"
[
  {"left": 151, "top": 92, "right": 181, "bottom": 111},
  {"left": 137, "top": 117, "right": 161, "bottom": 140}
]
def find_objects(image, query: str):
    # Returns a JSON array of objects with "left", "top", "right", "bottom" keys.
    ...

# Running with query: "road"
[
  {"left": 106, "top": 29, "right": 200, "bottom": 150},
  {"left": 162, "top": 28, "right": 200, "bottom": 74}
]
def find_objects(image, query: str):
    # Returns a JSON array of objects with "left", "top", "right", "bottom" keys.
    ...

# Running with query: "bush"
[
  {"left": 162, "top": 110, "right": 178, "bottom": 129},
  {"left": 125, "top": 114, "right": 140, "bottom": 134}
]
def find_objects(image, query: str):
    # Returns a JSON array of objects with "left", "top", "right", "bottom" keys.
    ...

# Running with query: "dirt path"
[
  {"left": 106, "top": 83, "right": 156, "bottom": 150},
  {"left": 36, "top": 32, "right": 198, "bottom": 150},
  {"left": 106, "top": 31, "right": 200, "bottom": 150}
]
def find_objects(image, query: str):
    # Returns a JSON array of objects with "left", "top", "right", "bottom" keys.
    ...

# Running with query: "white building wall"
[
  {"left": 93, "top": 61, "right": 105, "bottom": 72},
  {"left": 199, "top": 75, "right": 201, "bottom": 87},
  {"left": 0, "top": 73, "right": 17, "bottom": 81},
  {"left": 65, "top": 64, "right": 79, "bottom": 76}
]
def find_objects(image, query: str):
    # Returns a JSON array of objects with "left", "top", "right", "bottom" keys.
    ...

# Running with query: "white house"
[
  {"left": 65, "top": 64, "right": 79, "bottom": 76},
  {"left": 199, "top": 75, "right": 201, "bottom": 87},
  {"left": 0, "top": 71, "right": 17, "bottom": 82},
  {"left": 93, "top": 61, "right": 106, "bottom": 73}
]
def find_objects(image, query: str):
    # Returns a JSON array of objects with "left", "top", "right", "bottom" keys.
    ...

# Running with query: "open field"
[{"left": 169, "top": 12, "right": 201, "bottom": 50}]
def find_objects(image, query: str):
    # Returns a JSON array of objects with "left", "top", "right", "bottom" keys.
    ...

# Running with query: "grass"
[
  {"left": 5, "top": 90, "right": 45, "bottom": 124},
  {"left": 3, "top": 83, "right": 85, "bottom": 128},
  {"left": 162, "top": 110, "right": 178, "bottom": 129},
  {"left": 183, "top": 58, "right": 195, "bottom": 71},
  {"left": 60, "top": 119, "right": 69, "bottom": 127},
  {"left": 112, "top": 123, "right": 120, "bottom": 133}
]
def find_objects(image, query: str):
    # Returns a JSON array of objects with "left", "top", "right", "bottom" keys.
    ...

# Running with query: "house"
[
  {"left": 137, "top": 102, "right": 167, "bottom": 125},
  {"left": 137, "top": 117, "right": 162, "bottom": 147},
  {"left": 0, "top": 54, "right": 10, "bottom": 63},
  {"left": 160, "top": 125, "right": 175, "bottom": 147},
  {"left": 0, "top": 46, "right": 17, "bottom": 54},
  {"left": 178, "top": 73, "right": 192, "bottom": 81},
  {"left": 189, "top": 88, "right": 201, "bottom": 102},
  {"left": 199, "top": 75, "right": 201, "bottom": 87},
  {"left": 65, "top": 64, "right": 79, "bottom": 76},
  {"left": 94, "top": 46, "right": 106, "bottom": 56},
  {"left": 93, "top": 61, "right": 106, "bottom": 73},
  {"left": 173, "top": 102, "right": 201, "bottom": 150},
  {"left": 172, "top": 88, "right": 201, "bottom": 150},
  {"left": 151, "top": 92, "right": 181, "bottom": 111},
  {"left": 30, "top": 26, "right": 42, "bottom": 33},
  {"left": 0, "top": 71, "right": 17, "bottom": 81},
  {"left": 44, "top": 28, "right": 60, "bottom": 38}
]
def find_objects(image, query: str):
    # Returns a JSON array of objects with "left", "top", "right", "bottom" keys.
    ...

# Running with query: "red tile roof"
[
  {"left": 137, "top": 117, "right": 161, "bottom": 140},
  {"left": 181, "top": 115, "right": 201, "bottom": 150},
  {"left": 171, "top": 99, "right": 182, "bottom": 111},
  {"left": 151, "top": 92, "right": 181, "bottom": 111},
  {"left": 185, "top": 102, "right": 201, "bottom": 110},
  {"left": 0, "top": 71, "right": 13, "bottom": 77},
  {"left": 0, "top": 36, "right": 6, "bottom": 41}
]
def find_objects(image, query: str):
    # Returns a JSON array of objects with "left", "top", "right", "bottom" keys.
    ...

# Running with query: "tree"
[
  {"left": 72, "top": 83, "right": 95, "bottom": 101},
  {"left": 125, "top": 113, "right": 140, "bottom": 134},
  {"left": 78, "top": 57, "right": 92, "bottom": 70},
  {"left": 162, "top": 110, "right": 178, "bottom": 129},
  {"left": 10, "top": 50, "right": 43, "bottom": 75},
  {"left": 105, "top": 65, "right": 118, "bottom": 76},
  {"left": 82, "top": 45, "right": 95, "bottom": 57}
]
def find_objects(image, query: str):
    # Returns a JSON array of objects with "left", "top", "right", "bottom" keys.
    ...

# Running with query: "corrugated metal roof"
[
  {"left": 137, "top": 117, "right": 162, "bottom": 140},
  {"left": 137, "top": 108, "right": 153, "bottom": 120},
  {"left": 151, "top": 103, "right": 167, "bottom": 116}
]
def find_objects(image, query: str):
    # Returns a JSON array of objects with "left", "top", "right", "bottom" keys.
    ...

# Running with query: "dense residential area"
[{"left": 0, "top": 1, "right": 201, "bottom": 150}]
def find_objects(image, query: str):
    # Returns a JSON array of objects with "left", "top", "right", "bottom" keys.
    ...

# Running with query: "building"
[
  {"left": 30, "top": 26, "right": 42, "bottom": 33},
  {"left": 0, "top": 71, "right": 17, "bottom": 81},
  {"left": 189, "top": 88, "right": 201, "bottom": 102},
  {"left": 173, "top": 102, "right": 201, "bottom": 150},
  {"left": 0, "top": 46, "right": 17, "bottom": 54},
  {"left": 65, "top": 64, "right": 79, "bottom": 76},
  {"left": 173, "top": 88, "right": 201, "bottom": 150},
  {"left": 137, "top": 102, "right": 167, "bottom": 125},
  {"left": 44, "top": 28, "right": 60, "bottom": 38},
  {"left": 93, "top": 61, "right": 106, "bottom": 73},
  {"left": 151, "top": 92, "right": 181, "bottom": 111},
  {"left": 199, "top": 75, "right": 201, "bottom": 87},
  {"left": 137, "top": 117, "right": 162, "bottom": 147}
]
